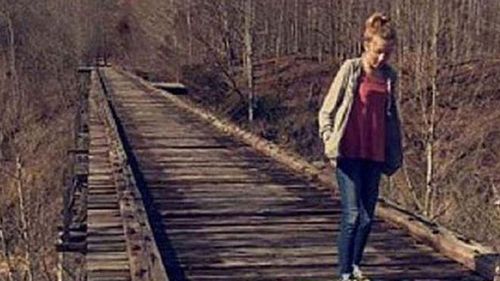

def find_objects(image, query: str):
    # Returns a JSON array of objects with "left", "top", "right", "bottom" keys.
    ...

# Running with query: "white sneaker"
[
  {"left": 352, "top": 266, "right": 370, "bottom": 281},
  {"left": 336, "top": 273, "right": 351, "bottom": 281}
]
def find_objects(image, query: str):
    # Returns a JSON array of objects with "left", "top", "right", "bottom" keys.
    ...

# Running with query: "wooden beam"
[
  {"left": 378, "top": 199, "right": 499, "bottom": 280},
  {"left": 152, "top": 82, "right": 188, "bottom": 95}
]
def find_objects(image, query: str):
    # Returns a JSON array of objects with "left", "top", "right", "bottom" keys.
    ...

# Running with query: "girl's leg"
[
  {"left": 335, "top": 158, "right": 363, "bottom": 275},
  {"left": 352, "top": 160, "right": 382, "bottom": 266}
]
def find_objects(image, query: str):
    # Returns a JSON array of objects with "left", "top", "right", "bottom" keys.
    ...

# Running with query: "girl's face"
[{"left": 363, "top": 36, "right": 394, "bottom": 70}]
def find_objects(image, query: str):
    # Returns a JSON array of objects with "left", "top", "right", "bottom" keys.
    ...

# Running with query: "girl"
[{"left": 318, "top": 12, "right": 403, "bottom": 281}]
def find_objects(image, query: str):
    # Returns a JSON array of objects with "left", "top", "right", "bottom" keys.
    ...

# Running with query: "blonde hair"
[{"left": 364, "top": 12, "right": 396, "bottom": 43}]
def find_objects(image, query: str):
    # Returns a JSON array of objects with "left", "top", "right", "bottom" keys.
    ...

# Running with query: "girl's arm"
[{"left": 318, "top": 60, "right": 350, "bottom": 141}]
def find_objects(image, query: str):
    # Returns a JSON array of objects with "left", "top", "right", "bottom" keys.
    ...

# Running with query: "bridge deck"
[{"left": 85, "top": 68, "right": 483, "bottom": 281}]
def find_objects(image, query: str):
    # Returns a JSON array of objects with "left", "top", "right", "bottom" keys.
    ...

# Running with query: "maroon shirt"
[{"left": 340, "top": 73, "right": 388, "bottom": 162}]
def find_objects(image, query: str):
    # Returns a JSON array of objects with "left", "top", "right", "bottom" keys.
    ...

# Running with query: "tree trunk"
[
  {"left": 244, "top": 0, "right": 255, "bottom": 122},
  {"left": 275, "top": 0, "right": 286, "bottom": 58},
  {"left": 16, "top": 156, "right": 34, "bottom": 281},
  {"left": 293, "top": 0, "right": 299, "bottom": 54},
  {"left": 316, "top": 4, "right": 323, "bottom": 62},
  {"left": 7, "top": 14, "right": 21, "bottom": 120},
  {"left": 0, "top": 11, "right": 22, "bottom": 133},
  {"left": 451, "top": 1, "right": 460, "bottom": 60},
  {"left": 222, "top": 0, "right": 234, "bottom": 68},
  {"left": 305, "top": 2, "right": 312, "bottom": 57},
  {"left": 186, "top": 0, "right": 193, "bottom": 64},
  {"left": 424, "top": 2, "right": 439, "bottom": 218},
  {"left": 170, "top": 0, "right": 180, "bottom": 82},
  {"left": 0, "top": 218, "right": 14, "bottom": 281},
  {"left": 328, "top": 0, "right": 335, "bottom": 59}
]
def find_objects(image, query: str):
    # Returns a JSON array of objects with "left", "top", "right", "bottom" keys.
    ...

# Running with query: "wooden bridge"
[{"left": 56, "top": 67, "right": 498, "bottom": 281}]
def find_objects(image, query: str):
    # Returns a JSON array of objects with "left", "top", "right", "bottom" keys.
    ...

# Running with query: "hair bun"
[
  {"left": 366, "top": 12, "right": 390, "bottom": 29},
  {"left": 363, "top": 12, "right": 396, "bottom": 42}
]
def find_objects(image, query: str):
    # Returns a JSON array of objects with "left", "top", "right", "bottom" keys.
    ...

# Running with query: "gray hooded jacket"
[{"left": 318, "top": 58, "right": 403, "bottom": 176}]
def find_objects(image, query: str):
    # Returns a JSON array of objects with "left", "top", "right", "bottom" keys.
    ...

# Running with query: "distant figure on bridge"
[{"left": 318, "top": 12, "right": 403, "bottom": 281}]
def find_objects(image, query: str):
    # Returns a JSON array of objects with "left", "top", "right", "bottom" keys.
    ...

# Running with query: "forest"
[{"left": 0, "top": 0, "right": 499, "bottom": 280}]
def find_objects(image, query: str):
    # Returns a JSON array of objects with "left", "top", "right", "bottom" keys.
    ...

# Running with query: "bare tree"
[
  {"left": 244, "top": 0, "right": 255, "bottom": 122},
  {"left": 423, "top": 0, "right": 440, "bottom": 217},
  {"left": 15, "top": 156, "right": 33, "bottom": 281}
]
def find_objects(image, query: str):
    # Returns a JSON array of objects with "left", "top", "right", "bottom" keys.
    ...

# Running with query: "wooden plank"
[
  {"left": 180, "top": 264, "right": 475, "bottom": 280},
  {"left": 87, "top": 270, "right": 131, "bottom": 281},
  {"left": 167, "top": 255, "right": 465, "bottom": 271}
]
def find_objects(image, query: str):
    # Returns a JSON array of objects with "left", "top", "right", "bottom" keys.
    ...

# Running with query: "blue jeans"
[{"left": 335, "top": 158, "right": 383, "bottom": 275}]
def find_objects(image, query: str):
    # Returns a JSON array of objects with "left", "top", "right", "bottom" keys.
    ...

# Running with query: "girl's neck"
[{"left": 361, "top": 54, "right": 385, "bottom": 78}]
